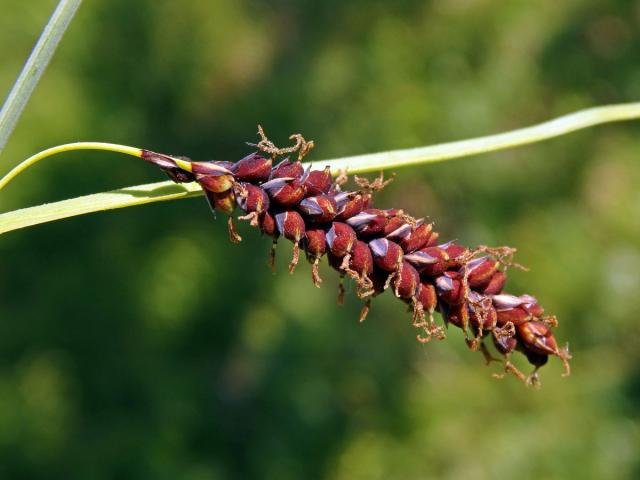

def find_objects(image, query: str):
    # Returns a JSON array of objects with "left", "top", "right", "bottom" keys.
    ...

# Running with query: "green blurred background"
[{"left": 1, "top": 0, "right": 639, "bottom": 478}]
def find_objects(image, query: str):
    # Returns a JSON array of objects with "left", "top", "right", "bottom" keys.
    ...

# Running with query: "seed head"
[{"left": 140, "top": 127, "right": 571, "bottom": 386}]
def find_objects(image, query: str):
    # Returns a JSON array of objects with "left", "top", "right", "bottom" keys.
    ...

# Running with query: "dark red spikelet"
[
  {"left": 304, "top": 227, "right": 327, "bottom": 287},
  {"left": 236, "top": 183, "right": 269, "bottom": 214},
  {"left": 425, "top": 231, "right": 440, "bottom": 247},
  {"left": 416, "top": 282, "right": 437, "bottom": 313},
  {"left": 369, "top": 239, "right": 403, "bottom": 272},
  {"left": 466, "top": 256, "right": 499, "bottom": 288},
  {"left": 233, "top": 152, "right": 272, "bottom": 183},
  {"left": 406, "top": 246, "right": 448, "bottom": 276},
  {"left": 494, "top": 334, "right": 517, "bottom": 355},
  {"left": 447, "top": 303, "right": 469, "bottom": 330},
  {"left": 334, "top": 192, "right": 368, "bottom": 221},
  {"left": 207, "top": 189, "right": 235, "bottom": 215},
  {"left": 435, "top": 271, "right": 465, "bottom": 305},
  {"left": 260, "top": 211, "right": 278, "bottom": 238},
  {"left": 262, "top": 177, "right": 306, "bottom": 207},
  {"left": 275, "top": 211, "right": 305, "bottom": 242},
  {"left": 299, "top": 195, "right": 338, "bottom": 223},
  {"left": 271, "top": 159, "right": 304, "bottom": 179},
  {"left": 197, "top": 173, "right": 235, "bottom": 193},
  {"left": 400, "top": 223, "right": 433, "bottom": 253},
  {"left": 469, "top": 297, "right": 497, "bottom": 331},
  {"left": 518, "top": 321, "right": 558, "bottom": 356},
  {"left": 383, "top": 217, "right": 409, "bottom": 239},
  {"left": 370, "top": 268, "right": 392, "bottom": 295},
  {"left": 493, "top": 294, "right": 532, "bottom": 326},
  {"left": 481, "top": 271, "right": 507, "bottom": 295},
  {"left": 394, "top": 261, "right": 420, "bottom": 299},
  {"left": 346, "top": 209, "right": 389, "bottom": 236},
  {"left": 441, "top": 242, "right": 469, "bottom": 269},
  {"left": 305, "top": 228, "right": 327, "bottom": 258},
  {"left": 303, "top": 166, "right": 332, "bottom": 195},
  {"left": 275, "top": 211, "right": 305, "bottom": 273},
  {"left": 349, "top": 240, "right": 374, "bottom": 278},
  {"left": 142, "top": 127, "right": 570, "bottom": 386},
  {"left": 326, "top": 222, "right": 356, "bottom": 258}
]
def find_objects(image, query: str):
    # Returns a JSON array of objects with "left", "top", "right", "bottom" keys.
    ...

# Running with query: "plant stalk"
[{"left": 0, "top": 0, "right": 82, "bottom": 156}]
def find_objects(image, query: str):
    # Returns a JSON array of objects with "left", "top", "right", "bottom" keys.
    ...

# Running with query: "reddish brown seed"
[
  {"left": 271, "top": 159, "right": 304, "bottom": 179},
  {"left": 260, "top": 211, "right": 278, "bottom": 238},
  {"left": 409, "top": 246, "right": 449, "bottom": 276},
  {"left": 370, "top": 268, "right": 392, "bottom": 294},
  {"left": 468, "top": 294, "right": 497, "bottom": 330},
  {"left": 385, "top": 208, "right": 403, "bottom": 217},
  {"left": 524, "top": 350, "right": 549, "bottom": 368},
  {"left": 400, "top": 223, "right": 433, "bottom": 253},
  {"left": 478, "top": 304, "right": 498, "bottom": 330},
  {"left": 441, "top": 242, "right": 468, "bottom": 268},
  {"left": 492, "top": 294, "right": 526, "bottom": 310},
  {"left": 299, "top": 195, "right": 338, "bottom": 223},
  {"left": 360, "top": 193, "right": 373, "bottom": 210},
  {"left": 327, "top": 251, "right": 344, "bottom": 271},
  {"left": 236, "top": 183, "right": 270, "bottom": 213},
  {"left": 425, "top": 231, "right": 440, "bottom": 247},
  {"left": 481, "top": 271, "right": 507, "bottom": 295},
  {"left": 447, "top": 303, "right": 469, "bottom": 329},
  {"left": 383, "top": 217, "right": 409, "bottom": 239},
  {"left": 493, "top": 334, "right": 517, "bottom": 355},
  {"left": 466, "top": 257, "right": 499, "bottom": 288},
  {"left": 334, "top": 193, "right": 367, "bottom": 221},
  {"left": 369, "top": 239, "right": 404, "bottom": 272},
  {"left": 197, "top": 174, "right": 235, "bottom": 193},
  {"left": 496, "top": 307, "right": 529, "bottom": 326},
  {"left": 275, "top": 211, "right": 305, "bottom": 242},
  {"left": 346, "top": 209, "right": 388, "bottom": 236},
  {"left": 303, "top": 166, "right": 332, "bottom": 195},
  {"left": 232, "top": 153, "right": 272, "bottom": 183},
  {"left": 206, "top": 189, "right": 236, "bottom": 215},
  {"left": 525, "top": 304, "right": 544, "bottom": 317},
  {"left": 395, "top": 261, "right": 420, "bottom": 299},
  {"left": 517, "top": 321, "right": 559, "bottom": 356},
  {"left": 435, "top": 272, "right": 465, "bottom": 305},
  {"left": 326, "top": 222, "right": 357, "bottom": 257},
  {"left": 493, "top": 294, "right": 533, "bottom": 326},
  {"left": 403, "top": 249, "right": 439, "bottom": 271},
  {"left": 349, "top": 240, "right": 374, "bottom": 277},
  {"left": 520, "top": 295, "right": 544, "bottom": 317},
  {"left": 415, "top": 282, "right": 437, "bottom": 312},
  {"left": 262, "top": 178, "right": 306, "bottom": 207},
  {"left": 304, "top": 228, "right": 327, "bottom": 258}
]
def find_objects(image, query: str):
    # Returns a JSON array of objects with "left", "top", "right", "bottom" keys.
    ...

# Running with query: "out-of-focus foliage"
[{"left": 1, "top": 0, "right": 639, "bottom": 478}]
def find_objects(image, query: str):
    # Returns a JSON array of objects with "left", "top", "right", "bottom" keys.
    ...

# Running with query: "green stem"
[
  {"left": 318, "top": 102, "right": 640, "bottom": 174},
  {"left": 1, "top": 102, "right": 639, "bottom": 235},
  {"left": 0, "top": 142, "right": 142, "bottom": 190},
  {"left": 0, "top": 0, "right": 82, "bottom": 156}
]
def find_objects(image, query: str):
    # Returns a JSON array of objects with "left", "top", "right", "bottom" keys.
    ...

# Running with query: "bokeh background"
[{"left": 1, "top": 0, "right": 640, "bottom": 478}]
